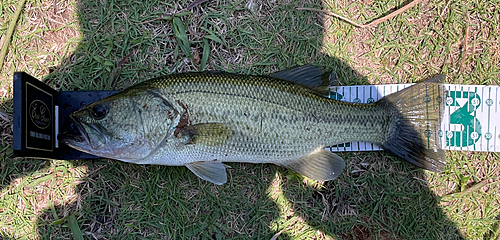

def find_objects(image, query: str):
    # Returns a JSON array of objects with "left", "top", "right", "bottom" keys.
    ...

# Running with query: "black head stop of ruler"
[{"left": 13, "top": 72, "right": 118, "bottom": 160}]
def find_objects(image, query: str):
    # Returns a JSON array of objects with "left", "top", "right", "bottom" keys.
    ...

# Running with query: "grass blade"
[
  {"left": 200, "top": 27, "right": 227, "bottom": 47},
  {"left": 201, "top": 38, "right": 210, "bottom": 70},
  {"left": 27, "top": 174, "right": 54, "bottom": 187},
  {"left": 172, "top": 17, "right": 191, "bottom": 58},
  {"left": 440, "top": 180, "right": 492, "bottom": 202},
  {"left": 68, "top": 214, "right": 83, "bottom": 240},
  {"left": 0, "top": 0, "right": 26, "bottom": 70}
]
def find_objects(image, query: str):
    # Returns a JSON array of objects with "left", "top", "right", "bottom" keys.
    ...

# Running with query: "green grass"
[{"left": 1, "top": 0, "right": 500, "bottom": 239}]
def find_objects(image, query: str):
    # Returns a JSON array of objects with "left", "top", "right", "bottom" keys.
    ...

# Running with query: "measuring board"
[
  {"left": 328, "top": 84, "right": 500, "bottom": 153},
  {"left": 14, "top": 71, "right": 499, "bottom": 159}
]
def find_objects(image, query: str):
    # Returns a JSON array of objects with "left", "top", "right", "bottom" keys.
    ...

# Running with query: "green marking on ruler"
[
  {"left": 486, "top": 87, "right": 491, "bottom": 151},
  {"left": 331, "top": 143, "right": 351, "bottom": 148},
  {"left": 354, "top": 87, "right": 360, "bottom": 103},
  {"left": 366, "top": 85, "right": 374, "bottom": 103},
  {"left": 424, "top": 84, "right": 431, "bottom": 148},
  {"left": 438, "top": 84, "right": 443, "bottom": 146},
  {"left": 473, "top": 87, "right": 478, "bottom": 151},
  {"left": 330, "top": 91, "right": 343, "bottom": 100},
  {"left": 445, "top": 89, "right": 482, "bottom": 148}
]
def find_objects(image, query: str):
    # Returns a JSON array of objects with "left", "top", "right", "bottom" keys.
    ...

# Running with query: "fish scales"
[{"left": 143, "top": 73, "right": 388, "bottom": 164}]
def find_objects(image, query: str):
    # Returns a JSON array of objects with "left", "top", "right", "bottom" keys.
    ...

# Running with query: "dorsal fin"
[{"left": 271, "top": 65, "right": 333, "bottom": 95}]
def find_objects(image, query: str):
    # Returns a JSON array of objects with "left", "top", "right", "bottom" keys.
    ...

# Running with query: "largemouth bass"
[{"left": 60, "top": 66, "right": 446, "bottom": 185}]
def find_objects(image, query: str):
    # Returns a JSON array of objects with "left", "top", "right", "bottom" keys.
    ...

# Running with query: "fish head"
[{"left": 60, "top": 89, "right": 180, "bottom": 161}]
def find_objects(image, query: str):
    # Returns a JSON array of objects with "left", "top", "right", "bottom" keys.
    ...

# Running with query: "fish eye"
[{"left": 90, "top": 104, "right": 108, "bottom": 120}]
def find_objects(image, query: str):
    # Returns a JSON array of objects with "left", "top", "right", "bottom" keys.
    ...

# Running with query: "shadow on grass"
[
  {"left": 1, "top": 0, "right": 466, "bottom": 239},
  {"left": 279, "top": 153, "right": 466, "bottom": 239}
]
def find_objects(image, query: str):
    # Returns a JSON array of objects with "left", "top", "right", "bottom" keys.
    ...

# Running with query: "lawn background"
[{"left": 0, "top": 0, "right": 499, "bottom": 239}]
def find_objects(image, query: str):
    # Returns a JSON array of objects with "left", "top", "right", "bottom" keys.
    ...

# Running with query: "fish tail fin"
[{"left": 377, "top": 75, "right": 446, "bottom": 172}]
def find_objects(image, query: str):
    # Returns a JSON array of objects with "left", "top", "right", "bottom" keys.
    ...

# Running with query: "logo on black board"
[{"left": 29, "top": 100, "right": 51, "bottom": 129}]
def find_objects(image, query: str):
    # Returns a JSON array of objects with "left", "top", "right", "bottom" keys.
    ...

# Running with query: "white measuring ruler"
[{"left": 328, "top": 83, "right": 500, "bottom": 152}]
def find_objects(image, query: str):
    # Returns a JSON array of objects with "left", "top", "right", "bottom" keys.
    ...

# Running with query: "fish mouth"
[
  {"left": 58, "top": 115, "right": 106, "bottom": 150},
  {"left": 58, "top": 115, "right": 89, "bottom": 144}
]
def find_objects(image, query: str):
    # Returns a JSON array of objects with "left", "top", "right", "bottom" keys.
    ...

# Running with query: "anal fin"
[
  {"left": 186, "top": 160, "right": 228, "bottom": 185},
  {"left": 281, "top": 148, "right": 346, "bottom": 181}
]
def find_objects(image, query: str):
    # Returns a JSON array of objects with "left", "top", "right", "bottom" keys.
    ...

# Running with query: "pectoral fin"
[
  {"left": 186, "top": 160, "right": 228, "bottom": 185},
  {"left": 281, "top": 148, "right": 346, "bottom": 181}
]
